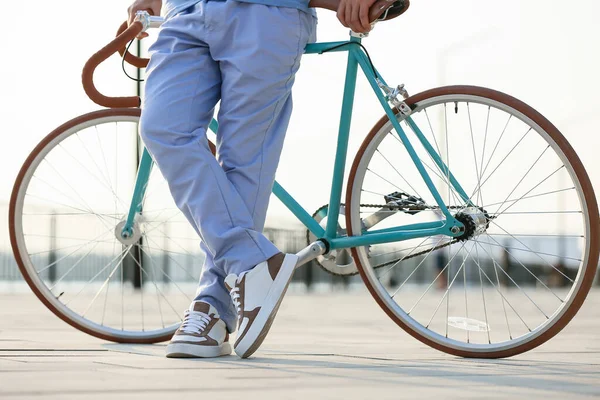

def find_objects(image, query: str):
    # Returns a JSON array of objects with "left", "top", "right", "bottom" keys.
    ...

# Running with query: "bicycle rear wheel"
[
  {"left": 9, "top": 108, "right": 202, "bottom": 343},
  {"left": 346, "top": 86, "right": 599, "bottom": 357}
]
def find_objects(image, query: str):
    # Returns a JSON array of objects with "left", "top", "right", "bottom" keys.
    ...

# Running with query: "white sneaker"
[
  {"left": 225, "top": 253, "right": 298, "bottom": 358},
  {"left": 166, "top": 301, "right": 232, "bottom": 358}
]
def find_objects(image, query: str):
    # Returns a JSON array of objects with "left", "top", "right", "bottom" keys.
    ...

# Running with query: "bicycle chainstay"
[{"left": 307, "top": 202, "right": 464, "bottom": 277}]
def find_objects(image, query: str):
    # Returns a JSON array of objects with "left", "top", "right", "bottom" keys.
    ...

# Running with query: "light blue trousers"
[{"left": 140, "top": 0, "right": 316, "bottom": 331}]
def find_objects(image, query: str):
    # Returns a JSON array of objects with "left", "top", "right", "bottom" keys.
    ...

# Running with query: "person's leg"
[
  {"left": 210, "top": 1, "right": 317, "bottom": 239},
  {"left": 203, "top": 1, "right": 317, "bottom": 358},
  {"left": 195, "top": 2, "right": 316, "bottom": 335},
  {"left": 140, "top": 2, "right": 280, "bottom": 327},
  {"left": 195, "top": 242, "right": 237, "bottom": 331}
]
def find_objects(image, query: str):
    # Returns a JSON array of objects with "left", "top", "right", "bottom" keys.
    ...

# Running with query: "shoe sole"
[
  {"left": 234, "top": 254, "right": 298, "bottom": 358},
  {"left": 166, "top": 342, "right": 232, "bottom": 358}
]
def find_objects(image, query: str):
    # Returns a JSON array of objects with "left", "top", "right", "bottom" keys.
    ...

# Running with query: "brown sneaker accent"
[
  {"left": 226, "top": 274, "right": 262, "bottom": 347},
  {"left": 234, "top": 308, "right": 260, "bottom": 348},
  {"left": 175, "top": 336, "right": 219, "bottom": 346},
  {"left": 192, "top": 301, "right": 210, "bottom": 313},
  {"left": 267, "top": 253, "right": 285, "bottom": 280}
]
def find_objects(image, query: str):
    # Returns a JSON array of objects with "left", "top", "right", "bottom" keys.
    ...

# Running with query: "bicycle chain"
[{"left": 307, "top": 203, "right": 462, "bottom": 277}]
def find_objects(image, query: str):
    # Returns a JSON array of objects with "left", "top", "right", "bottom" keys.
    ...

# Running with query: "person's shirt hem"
[{"left": 164, "top": 0, "right": 317, "bottom": 19}]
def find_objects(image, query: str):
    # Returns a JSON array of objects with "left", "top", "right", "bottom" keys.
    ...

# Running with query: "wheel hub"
[
  {"left": 115, "top": 220, "right": 143, "bottom": 245},
  {"left": 454, "top": 207, "right": 490, "bottom": 241}
]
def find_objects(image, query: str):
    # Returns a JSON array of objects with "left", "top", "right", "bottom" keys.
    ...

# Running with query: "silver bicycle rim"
[
  {"left": 13, "top": 114, "right": 198, "bottom": 341},
  {"left": 349, "top": 93, "right": 593, "bottom": 354}
]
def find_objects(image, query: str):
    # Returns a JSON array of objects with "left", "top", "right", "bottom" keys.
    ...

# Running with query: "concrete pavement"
[{"left": 1, "top": 289, "right": 599, "bottom": 399}]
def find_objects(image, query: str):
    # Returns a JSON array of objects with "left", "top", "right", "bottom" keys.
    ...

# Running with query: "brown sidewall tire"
[
  {"left": 8, "top": 108, "right": 175, "bottom": 344},
  {"left": 345, "top": 86, "right": 600, "bottom": 358}
]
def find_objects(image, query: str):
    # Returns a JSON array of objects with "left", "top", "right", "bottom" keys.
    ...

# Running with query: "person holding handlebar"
[{"left": 127, "top": 0, "right": 377, "bottom": 359}]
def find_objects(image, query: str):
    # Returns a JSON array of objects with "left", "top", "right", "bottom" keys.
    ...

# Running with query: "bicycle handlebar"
[
  {"left": 82, "top": 0, "right": 409, "bottom": 108},
  {"left": 82, "top": 21, "right": 144, "bottom": 108}
]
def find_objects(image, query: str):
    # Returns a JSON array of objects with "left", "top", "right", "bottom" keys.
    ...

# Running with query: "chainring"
[{"left": 306, "top": 204, "right": 359, "bottom": 276}]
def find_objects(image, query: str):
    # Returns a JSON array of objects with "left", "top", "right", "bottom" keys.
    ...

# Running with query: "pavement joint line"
[
  {"left": 263, "top": 352, "right": 459, "bottom": 362},
  {"left": 0, "top": 354, "right": 109, "bottom": 358},
  {"left": 92, "top": 360, "right": 258, "bottom": 370},
  {"left": 92, "top": 361, "right": 147, "bottom": 369},
  {"left": 0, "top": 349, "right": 109, "bottom": 352}
]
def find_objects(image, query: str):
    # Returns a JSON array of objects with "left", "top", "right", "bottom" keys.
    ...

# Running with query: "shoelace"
[
  {"left": 229, "top": 287, "right": 241, "bottom": 317},
  {"left": 228, "top": 272, "right": 248, "bottom": 321},
  {"left": 179, "top": 310, "right": 211, "bottom": 334}
]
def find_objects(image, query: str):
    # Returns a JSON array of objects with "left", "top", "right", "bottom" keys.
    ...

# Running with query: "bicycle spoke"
[
  {"left": 467, "top": 103, "right": 483, "bottom": 210},
  {"left": 375, "top": 148, "right": 424, "bottom": 200},
  {"left": 407, "top": 240, "right": 469, "bottom": 315},
  {"left": 41, "top": 159, "right": 116, "bottom": 234},
  {"left": 47, "top": 241, "right": 105, "bottom": 291},
  {"left": 74, "top": 133, "right": 118, "bottom": 200},
  {"left": 479, "top": 106, "right": 491, "bottom": 186},
  {"left": 388, "top": 128, "right": 461, "bottom": 205},
  {"left": 420, "top": 242, "right": 475, "bottom": 322},
  {"left": 423, "top": 108, "right": 458, "bottom": 203},
  {"left": 469, "top": 242, "right": 528, "bottom": 334},
  {"left": 57, "top": 142, "right": 129, "bottom": 211},
  {"left": 143, "top": 235, "right": 198, "bottom": 282},
  {"left": 367, "top": 168, "right": 413, "bottom": 201},
  {"left": 29, "top": 239, "right": 115, "bottom": 257},
  {"left": 471, "top": 128, "right": 531, "bottom": 202},
  {"left": 139, "top": 245, "right": 144, "bottom": 332},
  {"left": 492, "top": 166, "right": 566, "bottom": 218},
  {"left": 377, "top": 237, "right": 431, "bottom": 281},
  {"left": 135, "top": 243, "right": 193, "bottom": 303},
  {"left": 372, "top": 239, "right": 450, "bottom": 260},
  {"left": 23, "top": 212, "right": 121, "bottom": 219},
  {"left": 473, "top": 239, "right": 548, "bottom": 323},
  {"left": 489, "top": 145, "right": 550, "bottom": 217},
  {"left": 65, "top": 245, "right": 131, "bottom": 308},
  {"left": 479, "top": 114, "right": 512, "bottom": 183},
  {"left": 136, "top": 243, "right": 185, "bottom": 322},
  {"left": 94, "top": 125, "right": 116, "bottom": 195},
  {"left": 391, "top": 237, "right": 445, "bottom": 297},
  {"left": 36, "top": 226, "right": 115, "bottom": 275},
  {"left": 485, "top": 224, "right": 576, "bottom": 284},
  {"left": 81, "top": 250, "right": 128, "bottom": 318},
  {"left": 481, "top": 187, "right": 575, "bottom": 209},
  {"left": 475, "top": 242, "right": 491, "bottom": 344},
  {"left": 142, "top": 240, "right": 166, "bottom": 329}
]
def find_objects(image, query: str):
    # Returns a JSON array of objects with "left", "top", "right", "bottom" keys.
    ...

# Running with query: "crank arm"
[{"left": 295, "top": 240, "right": 328, "bottom": 269}]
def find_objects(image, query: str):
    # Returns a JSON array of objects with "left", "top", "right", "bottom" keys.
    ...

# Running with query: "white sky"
[{"left": 1, "top": 0, "right": 599, "bottom": 232}]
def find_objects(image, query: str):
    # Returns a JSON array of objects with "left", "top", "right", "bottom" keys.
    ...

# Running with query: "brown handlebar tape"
[
  {"left": 82, "top": 21, "right": 143, "bottom": 108},
  {"left": 117, "top": 21, "right": 149, "bottom": 68}
]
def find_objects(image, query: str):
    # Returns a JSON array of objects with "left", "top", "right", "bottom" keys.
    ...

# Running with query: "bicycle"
[{"left": 9, "top": 0, "right": 599, "bottom": 358}]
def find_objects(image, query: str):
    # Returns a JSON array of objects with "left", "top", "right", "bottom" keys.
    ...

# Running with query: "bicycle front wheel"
[
  {"left": 346, "top": 86, "right": 599, "bottom": 358},
  {"left": 9, "top": 109, "right": 202, "bottom": 343}
]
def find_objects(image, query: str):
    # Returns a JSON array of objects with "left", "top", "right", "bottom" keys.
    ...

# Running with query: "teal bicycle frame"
[{"left": 121, "top": 35, "right": 472, "bottom": 251}]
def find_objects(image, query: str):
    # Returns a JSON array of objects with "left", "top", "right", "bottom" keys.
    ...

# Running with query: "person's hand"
[
  {"left": 127, "top": 0, "right": 162, "bottom": 38},
  {"left": 337, "top": 0, "right": 378, "bottom": 34}
]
